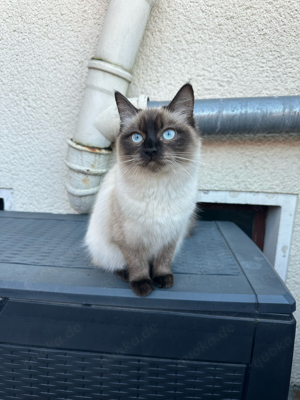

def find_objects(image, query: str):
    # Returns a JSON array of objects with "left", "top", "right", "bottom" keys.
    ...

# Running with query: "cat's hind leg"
[{"left": 185, "top": 207, "right": 198, "bottom": 238}]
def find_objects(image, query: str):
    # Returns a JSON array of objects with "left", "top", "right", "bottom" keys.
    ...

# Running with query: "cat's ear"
[
  {"left": 165, "top": 83, "right": 194, "bottom": 124},
  {"left": 115, "top": 91, "right": 139, "bottom": 130}
]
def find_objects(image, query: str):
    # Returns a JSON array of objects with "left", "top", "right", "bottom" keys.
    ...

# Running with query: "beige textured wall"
[
  {"left": 128, "top": 0, "right": 300, "bottom": 100},
  {"left": 0, "top": 0, "right": 109, "bottom": 213},
  {"left": 0, "top": 0, "right": 299, "bottom": 385}
]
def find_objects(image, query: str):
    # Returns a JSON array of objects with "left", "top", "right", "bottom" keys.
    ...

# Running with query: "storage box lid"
[{"left": 0, "top": 211, "right": 295, "bottom": 315}]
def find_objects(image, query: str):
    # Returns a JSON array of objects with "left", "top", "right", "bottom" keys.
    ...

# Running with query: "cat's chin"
[{"left": 143, "top": 160, "right": 166, "bottom": 173}]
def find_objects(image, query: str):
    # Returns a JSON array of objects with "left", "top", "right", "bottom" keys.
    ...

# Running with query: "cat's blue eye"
[
  {"left": 131, "top": 133, "right": 143, "bottom": 143},
  {"left": 163, "top": 129, "right": 175, "bottom": 140}
]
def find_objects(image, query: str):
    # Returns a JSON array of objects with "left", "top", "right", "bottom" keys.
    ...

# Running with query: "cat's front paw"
[
  {"left": 153, "top": 274, "right": 174, "bottom": 289},
  {"left": 130, "top": 279, "right": 154, "bottom": 297}
]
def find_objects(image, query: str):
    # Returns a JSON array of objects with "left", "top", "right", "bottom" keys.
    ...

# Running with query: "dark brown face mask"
[{"left": 115, "top": 83, "right": 200, "bottom": 173}]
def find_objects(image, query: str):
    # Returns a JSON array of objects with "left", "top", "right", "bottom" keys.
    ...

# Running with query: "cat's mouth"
[{"left": 143, "top": 158, "right": 167, "bottom": 173}]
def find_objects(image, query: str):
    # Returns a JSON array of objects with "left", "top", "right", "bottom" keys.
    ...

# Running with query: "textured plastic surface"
[
  {"left": 0, "top": 213, "right": 239, "bottom": 274},
  {"left": 0, "top": 343, "right": 246, "bottom": 400},
  {"left": 245, "top": 318, "right": 296, "bottom": 400},
  {"left": 0, "top": 211, "right": 295, "bottom": 314},
  {"left": 0, "top": 300, "right": 255, "bottom": 364},
  {"left": 0, "top": 211, "right": 296, "bottom": 400}
]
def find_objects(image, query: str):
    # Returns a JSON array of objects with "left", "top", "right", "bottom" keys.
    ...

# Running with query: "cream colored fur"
[{"left": 85, "top": 142, "right": 201, "bottom": 272}]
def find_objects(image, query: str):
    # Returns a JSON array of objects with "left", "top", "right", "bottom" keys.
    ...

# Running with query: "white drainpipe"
[{"left": 66, "top": 0, "right": 155, "bottom": 213}]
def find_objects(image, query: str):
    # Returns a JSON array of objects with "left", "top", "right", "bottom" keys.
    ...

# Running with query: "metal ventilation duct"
[{"left": 149, "top": 96, "right": 300, "bottom": 135}]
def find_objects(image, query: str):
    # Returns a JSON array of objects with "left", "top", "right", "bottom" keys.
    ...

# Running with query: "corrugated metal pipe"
[{"left": 149, "top": 96, "right": 300, "bottom": 135}]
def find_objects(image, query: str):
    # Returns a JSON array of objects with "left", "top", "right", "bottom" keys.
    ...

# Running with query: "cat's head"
[{"left": 115, "top": 84, "right": 200, "bottom": 174}]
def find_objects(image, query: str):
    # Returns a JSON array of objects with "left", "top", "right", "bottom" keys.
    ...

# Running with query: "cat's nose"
[{"left": 144, "top": 147, "right": 158, "bottom": 159}]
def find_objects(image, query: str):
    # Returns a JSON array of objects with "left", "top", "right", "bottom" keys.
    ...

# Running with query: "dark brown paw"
[
  {"left": 130, "top": 279, "right": 153, "bottom": 297},
  {"left": 153, "top": 274, "right": 174, "bottom": 289},
  {"left": 115, "top": 269, "right": 129, "bottom": 282}
]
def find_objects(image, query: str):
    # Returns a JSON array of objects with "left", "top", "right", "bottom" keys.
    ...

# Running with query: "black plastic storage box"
[{"left": 0, "top": 211, "right": 296, "bottom": 400}]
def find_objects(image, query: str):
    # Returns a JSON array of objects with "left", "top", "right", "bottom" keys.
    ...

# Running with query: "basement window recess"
[
  {"left": 197, "top": 203, "right": 267, "bottom": 251},
  {"left": 197, "top": 190, "right": 297, "bottom": 282}
]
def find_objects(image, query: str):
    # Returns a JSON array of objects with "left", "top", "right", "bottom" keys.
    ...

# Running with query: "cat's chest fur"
[{"left": 114, "top": 165, "right": 197, "bottom": 250}]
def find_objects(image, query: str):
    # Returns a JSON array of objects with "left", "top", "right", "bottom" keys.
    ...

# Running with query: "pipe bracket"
[{"left": 88, "top": 59, "right": 132, "bottom": 83}]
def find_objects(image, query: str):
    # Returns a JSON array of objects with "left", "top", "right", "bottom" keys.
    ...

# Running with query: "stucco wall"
[
  {"left": 1, "top": 0, "right": 299, "bottom": 385},
  {"left": 0, "top": 0, "right": 109, "bottom": 213}
]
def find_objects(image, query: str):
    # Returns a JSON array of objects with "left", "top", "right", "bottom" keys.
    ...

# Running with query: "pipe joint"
[{"left": 66, "top": 139, "right": 116, "bottom": 214}]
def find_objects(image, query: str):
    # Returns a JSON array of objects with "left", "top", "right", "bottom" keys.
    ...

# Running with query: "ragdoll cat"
[{"left": 85, "top": 83, "right": 201, "bottom": 297}]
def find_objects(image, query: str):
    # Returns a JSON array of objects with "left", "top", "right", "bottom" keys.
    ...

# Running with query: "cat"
[{"left": 85, "top": 83, "right": 201, "bottom": 297}]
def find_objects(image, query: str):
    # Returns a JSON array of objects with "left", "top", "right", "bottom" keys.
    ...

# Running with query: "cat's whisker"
[
  {"left": 173, "top": 156, "right": 203, "bottom": 164},
  {"left": 169, "top": 160, "right": 196, "bottom": 188},
  {"left": 120, "top": 159, "right": 137, "bottom": 163},
  {"left": 168, "top": 160, "right": 181, "bottom": 182},
  {"left": 119, "top": 162, "right": 135, "bottom": 175},
  {"left": 119, "top": 155, "right": 140, "bottom": 160},
  {"left": 120, "top": 162, "right": 138, "bottom": 174},
  {"left": 168, "top": 154, "right": 205, "bottom": 165},
  {"left": 172, "top": 154, "right": 207, "bottom": 165},
  {"left": 120, "top": 158, "right": 142, "bottom": 165},
  {"left": 119, "top": 160, "right": 143, "bottom": 179},
  {"left": 172, "top": 160, "right": 198, "bottom": 182}
]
